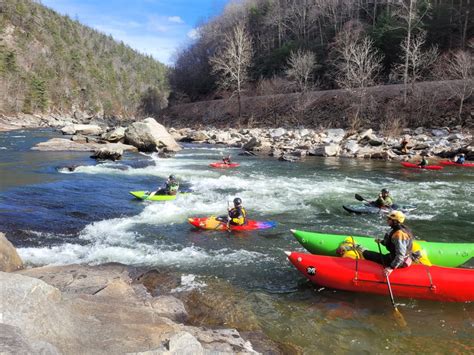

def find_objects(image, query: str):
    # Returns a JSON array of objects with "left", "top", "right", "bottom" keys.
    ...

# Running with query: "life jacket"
[
  {"left": 336, "top": 237, "right": 365, "bottom": 260},
  {"left": 229, "top": 206, "right": 246, "bottom": 226},
  {"left": 384, "top": 225, "right": 414, "bottom": 267},
  {"left": 167, "top": 180, "right": 179, "bottom": 195}
]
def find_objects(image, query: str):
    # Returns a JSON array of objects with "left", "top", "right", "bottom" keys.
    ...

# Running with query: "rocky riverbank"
[
  {"left": 169, "top": 126, "right": 473, "bottom": 162},
  {"left": 0, "top": 232, "right": 278, "bottom": 354},
  {"left": 2, "top": 113, "right": 472, "bottom": 162}
]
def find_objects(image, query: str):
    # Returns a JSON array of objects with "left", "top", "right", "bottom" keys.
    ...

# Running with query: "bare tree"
[
  {"left": 392, "top": 31, "right": 438, "bottom": 90},
  {"left": 286, "top": 49, "right": 317, "bottom": 92},
  {"left": 443, "top": 50, "right": 473, "bottom": 122},
  {"left": 209, "top": 22, "right": 253, "bottom": 118},
  {"left": 332, "top": 27, "right": 383, "bottom": 127},
  {"left": 395, "top": 0, "right": 431, "bottom": 104}
]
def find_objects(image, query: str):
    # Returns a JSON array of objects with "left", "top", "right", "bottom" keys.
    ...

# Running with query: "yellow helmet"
[{"left": 387, "top": 210, "right": 405, "bottom": 223}]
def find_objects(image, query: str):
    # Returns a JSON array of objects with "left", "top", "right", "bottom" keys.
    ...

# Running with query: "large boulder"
[
  {"left": 309, "top": 144, "right": 340, "bottom": 157},
  {"left": 0, "top": 233, "right": 23, "bottom": 272},
  {"left": 125, "top": 118, "right": 182, "bottom": 152},
  {"left": 61, "top": 124, "right": 103, "bottom": 136}
]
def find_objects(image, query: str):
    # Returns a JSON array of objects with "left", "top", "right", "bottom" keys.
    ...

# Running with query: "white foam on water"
[
  {"left": 18, "top": 241, "right": 267, "bottom": 268},
  {"left": 0, "top": 147, "right": 7, "bottom": 150}
]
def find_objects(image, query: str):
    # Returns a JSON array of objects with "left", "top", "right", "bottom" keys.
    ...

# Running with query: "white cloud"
[
  {"left": 187, "top": 28, "right": 200, "bottom": 40},
  {"left": 168, "top": 16, "right": 184, "bottom": 24}
]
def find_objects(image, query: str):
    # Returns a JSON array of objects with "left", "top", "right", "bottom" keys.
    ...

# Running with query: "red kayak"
[
  {"left": 188, "top": 216, "right": 276, "bottom": 231},
  {"left": 401, "top": 162, "right": 443, "bottom": 170},
  {"left": 285, "top": 251, "right": 474, "bottom": 302},
  {"left": 440, "top": 160, "right": 474, "bottom": 167},
  {"left": 209, "top": 162, "right": 240, "bottom": 168}
]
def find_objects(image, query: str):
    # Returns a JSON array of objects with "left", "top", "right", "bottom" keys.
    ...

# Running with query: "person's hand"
[
  {"left": 375, "top": 239, "right": 383, "bottom": 244},
  {"left": 384, "top": 267, "right": 393, "bottom": 277}
]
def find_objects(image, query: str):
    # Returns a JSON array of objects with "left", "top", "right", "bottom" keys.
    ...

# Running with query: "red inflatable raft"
[
  {"left": 209, "top": 162, "right": 240, "bottom": 168},
  {"left": 188, "top": 216, "right": 276, "bottom": 231},
  {"left": 285, "top": 251, "right": 474, "bottom": 302},
  {"left": 440, "top": 160, "right": 474, "bottom": 167},
  {"left": 401, "top": 162, "right": 443, "bottom": 170}
]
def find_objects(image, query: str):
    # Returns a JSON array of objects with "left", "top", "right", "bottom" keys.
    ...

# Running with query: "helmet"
[
  {"left": 381, "top": 188, "right": 389, "bottom": 194},
  {"left": 169, "top": 175, "right": 176, "bottom": 180},
  {"left": 233, "top": 197, "right": 242, "bottom": 206},
  {"left": 387, "top": 211, "right": 405, "bottom": 224}
]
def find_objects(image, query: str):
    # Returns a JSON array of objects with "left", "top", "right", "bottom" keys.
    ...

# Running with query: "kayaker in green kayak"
[
  {"left": 373, "top": 188, "right": 393, "bottom": 208},
  {"left": 362, "top": 211, "right": 415, "bottom": 276},
  {"left": 149, "top": 175, "right": 180, "bottom": 197},
  {"left": 216, "top": 197, "right": 247, "bottom": 226}
]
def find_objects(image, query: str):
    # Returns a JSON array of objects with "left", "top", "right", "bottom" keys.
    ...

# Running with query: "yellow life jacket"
[
  {"left": 336, "top": 237, "right": 365, "bottom": 260},
  {"left": 411, "top": 241, "right": 432, "bottom": 266},
  {"left": 229, "top": 207, "right": 246, "bottom": 226}
]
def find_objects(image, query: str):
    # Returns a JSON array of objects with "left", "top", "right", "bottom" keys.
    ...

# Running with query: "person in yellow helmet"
[{"left": 362, "top": 211, "right": 414, "bottom": 276}]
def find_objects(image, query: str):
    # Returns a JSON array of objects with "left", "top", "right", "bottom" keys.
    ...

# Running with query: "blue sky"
[{"left": 41, "top": 0, "right": 228, "bottom": 65}]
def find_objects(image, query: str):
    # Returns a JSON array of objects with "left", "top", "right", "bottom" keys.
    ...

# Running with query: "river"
[{"left": 0, "top": 129, "right": 472, "bottom": 353}]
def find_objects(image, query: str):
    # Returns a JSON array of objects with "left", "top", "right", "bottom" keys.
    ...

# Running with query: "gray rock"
[
  {"left": 344, "top": 140, "right": 360, "bottom": 154},
  {"left": 243, "top": 137, "right": 259, "bottom": 150},
  {"left": 151, "top": 296, "right": 188, "bottom": 322},
  {"left": 431, "top": 128, "right": 449, "bottom": 137},
  {"left": 102, "top": 127, "right": 126, "bottom": 142},
  {"left": 31, "top": 139, "right": 137, "bottom": 153},
  {"left": 270, "top": 128, "right": 286, "bottom": 138},
  {"left": 125, "top": 118, "right": 181, "bottom": 152},
  {"left": 0, "top": 324, "right": 60, "bottom": 355},
  {"left": 0, "top": 233, "right": 23, "bottom": 272},
  {"left": 414, "top": 127, "right": 424, "bottom": 135},
  {"left": 61, "top": 124, "right": 103, "bottom": 136},
  {"left": 91, "top": 146, "right": 123, "bottom": 161},
  {"left": 326, "top": 129, "right": 345, "bottom": 143}
]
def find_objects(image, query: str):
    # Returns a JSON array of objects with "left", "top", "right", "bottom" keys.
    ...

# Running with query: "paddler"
[
  {"left": 373, "top": 188, "right": 393, "bottom": 208},
  {"left": 149, "top": 175, "right": 179, "bottom": 197},
  {"left": 217, "top": 197, "right": 247, "bottom": 226},
  {"left": 455, "top": 153, "right": 466, "bottom": 164},
  {"left": 222, "top": 154, "right": 232, "bottom": 165},
  {"left": 362, "top": 211, "right": 414, "bottom": 276},
  {"left": 418, "top": 154, "right": 428, "bottom": 168}
]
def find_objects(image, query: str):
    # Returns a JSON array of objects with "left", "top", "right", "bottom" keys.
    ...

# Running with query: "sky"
[{"left": 41, "top": 0, "right": 229, "bottom": 65}]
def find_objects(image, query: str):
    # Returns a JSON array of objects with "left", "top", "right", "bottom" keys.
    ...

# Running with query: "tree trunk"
[
  {"left": 237, "top": 90, "right": 242, "bottom": 118},
  {"left": 403, "top": 0, "right": 414, "bottom": 105}
]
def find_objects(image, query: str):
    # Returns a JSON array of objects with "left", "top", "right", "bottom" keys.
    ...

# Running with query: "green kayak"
[
  {"left": 129, "top": 191, "right": 191, "bottom": 201},
  {"left": 291, "top": 229, "right": 473, "bottom": 268}
]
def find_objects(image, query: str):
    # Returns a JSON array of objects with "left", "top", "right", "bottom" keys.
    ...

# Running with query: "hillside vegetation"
[
  {"left": 0, "top": 0, "right": 168, "bottom": 118},
  {"left": 170, "top": 0, "right": 473, "bottom": 128}
]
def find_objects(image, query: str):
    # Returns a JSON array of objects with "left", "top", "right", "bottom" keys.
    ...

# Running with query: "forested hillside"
[
  {"left": 171, "top": 0, "right": 473, "bottom": 122},
  {"left": 0, "top": 0, "right": 168, "bottom": 118}
]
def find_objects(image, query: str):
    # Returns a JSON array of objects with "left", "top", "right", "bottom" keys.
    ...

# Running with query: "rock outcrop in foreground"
[{"left": 0, "top": 263, "right": 258, "bottom": 354}]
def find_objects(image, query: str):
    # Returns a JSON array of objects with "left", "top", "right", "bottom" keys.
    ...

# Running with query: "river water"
[{"left": 1, "top": 129, "right": 473, "bottom": 353}]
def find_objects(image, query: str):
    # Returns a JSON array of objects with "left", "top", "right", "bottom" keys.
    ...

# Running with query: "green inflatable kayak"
[
  {"left": 291, "top": 229, "right": 473, "bottom": 268},
  {"left": 129, "top": 191, "right": 191, "bottom": 201}
]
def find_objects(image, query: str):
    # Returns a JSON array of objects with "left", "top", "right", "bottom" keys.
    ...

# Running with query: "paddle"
[
  {"left": 377, "top": 242, "right": 408, "bottom": 328},
  {"left": 355, "top": 193, "right": 388, "bottom": 212}
]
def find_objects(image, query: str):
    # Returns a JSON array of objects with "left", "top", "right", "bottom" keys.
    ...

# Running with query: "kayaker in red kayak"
[
  {"left": 222, "top": 154, "right": 232, "bottom": 165},
  {"left": 216, "top": 197, "right": 247, "bottom": 226},
  {"left": 373, "top": 188, "right": 394, "bottom": 208},
  {"left": 454, "top": 153, "right": 466, "bottom": 164},
  {"left": 362, "top": 211, "right": 414, "bottom": 276},
  {"left": 418, "top": 155, "right": 428, "bottom": 168}
]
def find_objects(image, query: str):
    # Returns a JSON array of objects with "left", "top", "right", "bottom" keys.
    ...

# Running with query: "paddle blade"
[
  {"left": 355, "top": 194, "right": 365, "bottom": 202},
  {"left": 393, "top": 307, "right": 408, "bottom": 328}
]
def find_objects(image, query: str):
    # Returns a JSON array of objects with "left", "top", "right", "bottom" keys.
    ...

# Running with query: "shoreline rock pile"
[{"left": 170, "top": 126, "right": 473, "bottom": 162}]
